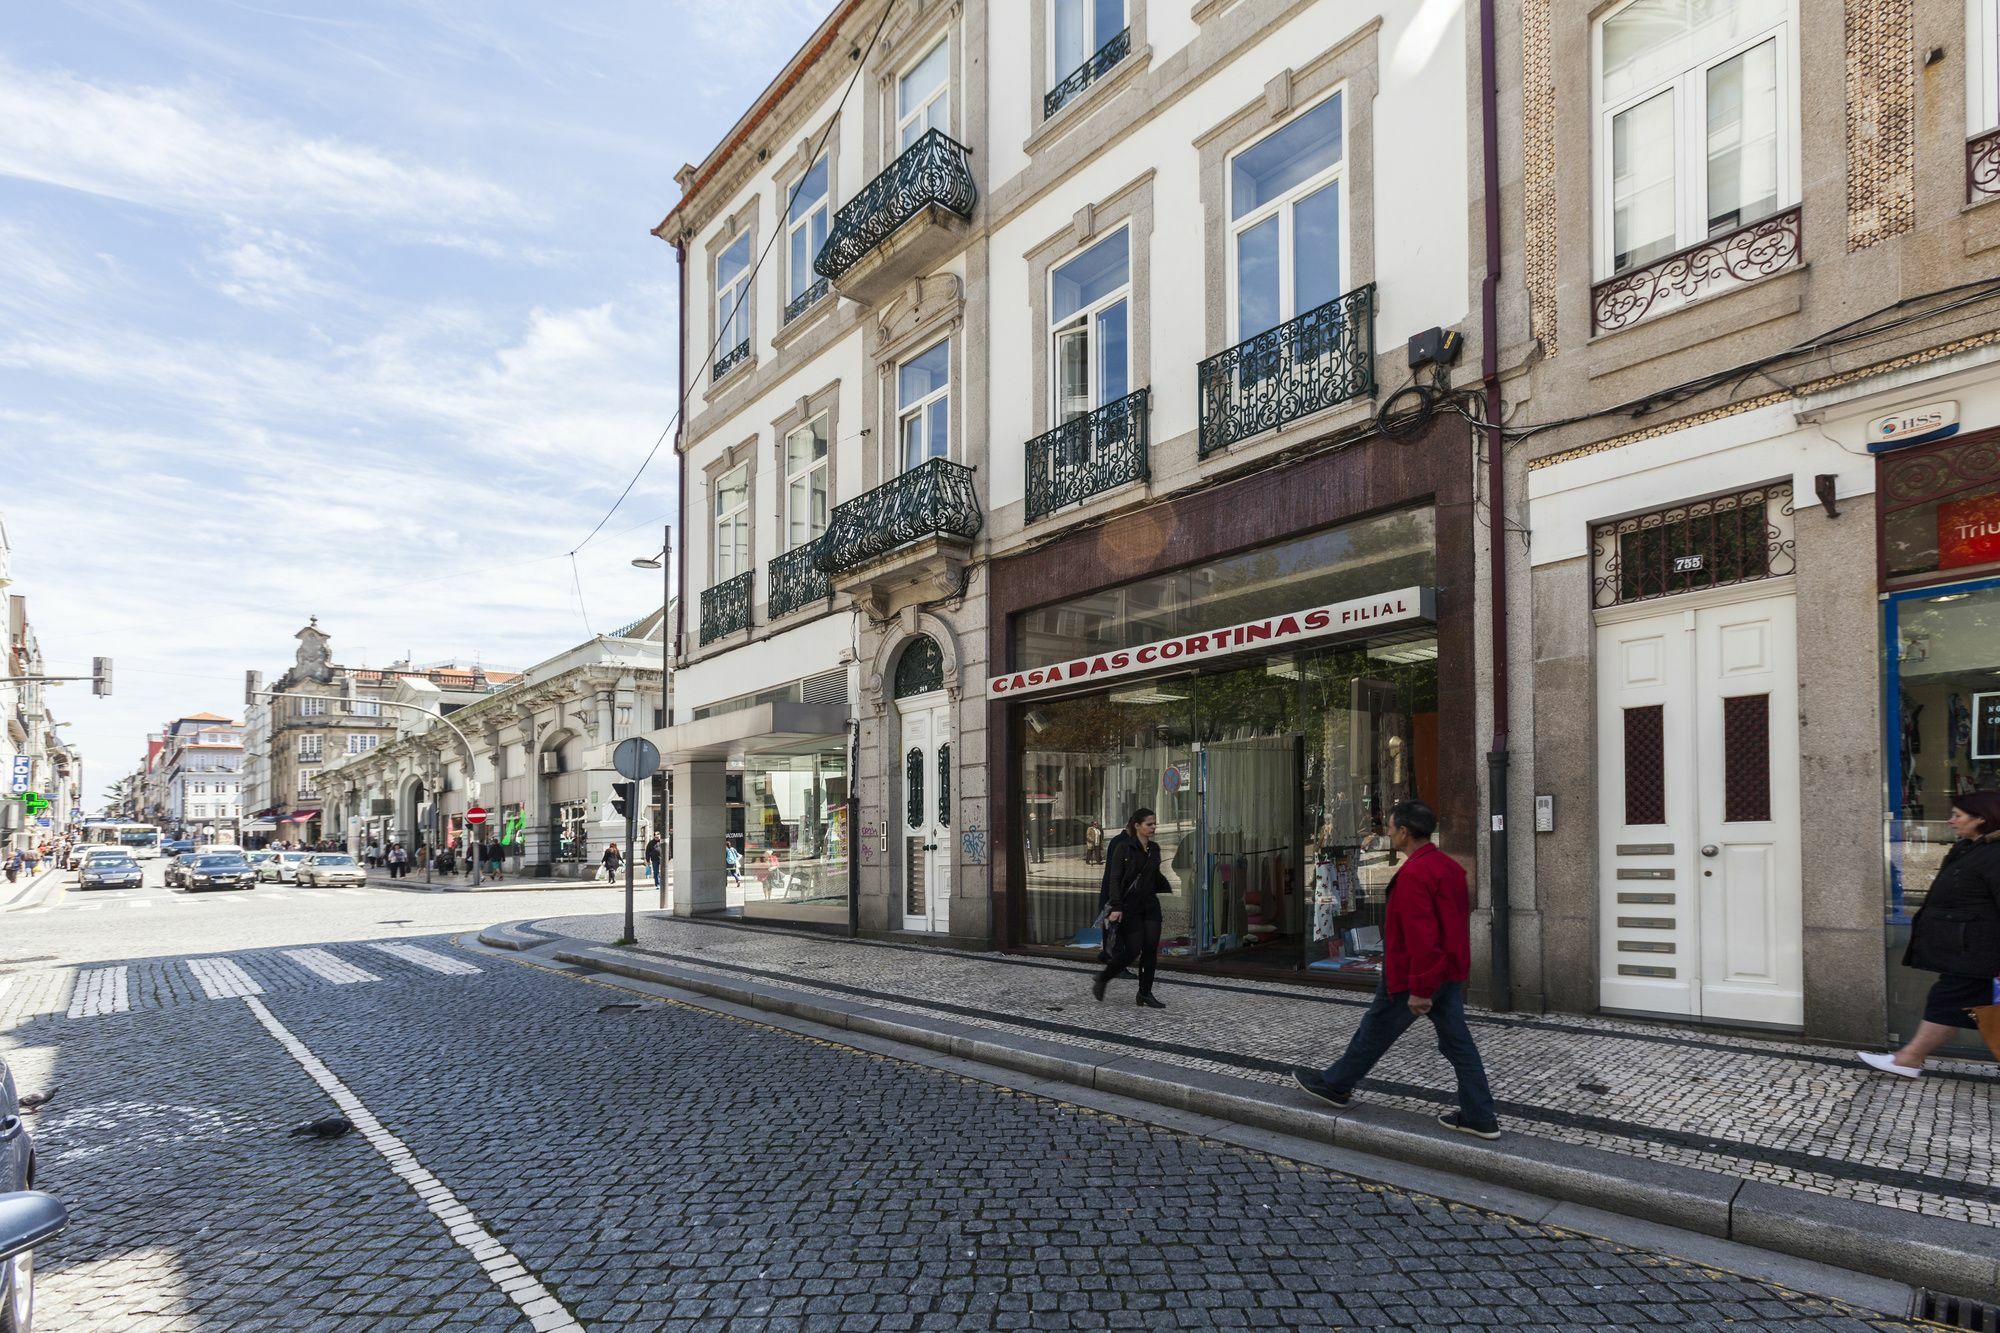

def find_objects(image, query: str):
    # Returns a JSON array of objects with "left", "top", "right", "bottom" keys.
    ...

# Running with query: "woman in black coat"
[
  {"left": 1093, "top": 807, "right": 1170, "bottom": 1009},
  {"left": 1860, "top": 789, "right": 2000, "bottom": 1077}
]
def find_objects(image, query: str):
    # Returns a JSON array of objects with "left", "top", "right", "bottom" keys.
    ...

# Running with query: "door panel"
[{"left": 899, "top": 697, "right": 952, "bottom": 932}]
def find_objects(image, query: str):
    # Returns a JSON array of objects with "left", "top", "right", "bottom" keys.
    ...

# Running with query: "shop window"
[
  {"left": 1590, "top": 481, "right": 1795, "bottom": 608},
  {"left": 894, "top": 635, "right": 945, "bottom": 698},
  {"left": 1623, "top": 705, "right": 1667, "bottom": 825},
  {"left": 553, "top": 801, "right": 587, "bottom": 860},
  {"left": 1721, "top": 694, "right": 1770, "bottom": 821},
  {"left": 731, "top": 750, "right": 848, "bottom": 923},
  {"left": 1880, "top": 434, "right": 2000, "bottom": 588}
]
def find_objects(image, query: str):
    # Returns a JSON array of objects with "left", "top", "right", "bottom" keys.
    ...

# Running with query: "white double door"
[
  {"left": 899, "top": 693, "right": 953, "bottom": 933},
  {"left": 1595, "top": 587, "right": 1803, "bottom": 1027}
]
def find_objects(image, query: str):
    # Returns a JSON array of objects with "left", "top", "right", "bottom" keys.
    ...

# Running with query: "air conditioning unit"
[{"left": 540, "top": 752, "right": 561, "bottom": 775}]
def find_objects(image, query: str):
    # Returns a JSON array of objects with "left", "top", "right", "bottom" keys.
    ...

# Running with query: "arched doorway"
[
  {"left": 399, "top": 777, "right": 427, "bottom": 851},
  {"left": 894, "top": 635, "right": 951, "bottom": 932}
]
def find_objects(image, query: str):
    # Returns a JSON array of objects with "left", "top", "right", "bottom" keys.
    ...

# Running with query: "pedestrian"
[
  {"left": 388, "top": 843, "right": 408, "bottom": 879},
  {"left": 4, "top": 851, "right": 20, "bottom": 884},
  {"left": 1084, "top": 819, "right": 1104, "bottom": 866},
  {"left": 601, "top": 840, "right": 623, "bottom": 882},
  {"left": 1092, "top": 808, "right": 1170, "bottom": 1009},
  {"left": 1292, "top": 800, "right": 1502, "bottom": 1140},
  {"left": 23, "top": 846, "right": 40, "bottom": 875},
  {"left": 645, "top": 834, "right": 664, "bottom": 886},
  {"left": 724, "top": 840, "right": 743, "bottom": 888},
  {"left": 485, "top": 837, "right": 505, "bottom": 881},
  {"left": 1860, "top": 790, "right": 2000, "bottom": 1077},
  {"left": 465, "top": 838, "right": 481, "bottom": 878}
]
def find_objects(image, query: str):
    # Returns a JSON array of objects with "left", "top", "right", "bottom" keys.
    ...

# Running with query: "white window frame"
[
  {"left": 297, "top": 776, "right": 318, "bottom": 799},
  {"left": 784, "top": 414, "right": 831, "bottom": 550},
  {"left": 298, "top": 734, "right": 322, "bottom": 762},
  {"left": 1973, "top": 0, "right": 2000, "bottom": 135},
  {"left": 786, "top": 155, "right": 831, "bottom": 306},
  {"left": 298, "top": 696, "right": 327, "bottom": 717},
  {"left": 897, "top": 340, "right": 952, "bottom": 471},
  {"left": 715, "top": 230, "right": 753, "bottom": 356},
  {"left": 1048, "top": 224, "right": 1132, "bottom": 428},
  {"left": 349, "top": 698, "right": 380, "bottom": 717},
  {"left": 1591, "top": 0, "right": 1800, "bottom": 280},
  {"left": 1224, "top": 90, "right": 1347, "bottom": 346},
  {"left": 1049, "top": 0, "right": 1127, "bottom": 86},
  {"left": 346, "top": 734, "right": 379, "bottom": 756},
  {"left": 896, "top": 36, "right": 952, "bottom": 152},
  {"left": 713, "top": 462, "right": 751, "bottom": 582}
]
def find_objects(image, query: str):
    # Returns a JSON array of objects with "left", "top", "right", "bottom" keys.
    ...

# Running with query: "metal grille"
[
  {"left": 894, "top": 636, "right": 944, "bottom": 699},
  {"left": 1590, "top": 482, "right": 1795, "bottom": 608},
  {"left": 1722, "top": 694, "right": 1771, "bottom": 823},
  {"left": 816, "top": 458, "right": 982, "bottom": 577},
  {"left": 698, "top": 571, "right": 752, "bottom": 645},
  {"left": 938, "top": 743, "right": 950, "bottom": 828},
  {"left": 1591, "top": 206, "right": 1802, "bottom": 333},
  {"left": 905, "top": 748, "right": 923, "bottom": 830},
  {"left": 1024, "top": 388, "right": 1150, "bottom": 522},
  {"left": 799, "top": 669, "right": 848, "bottom": 706},
  {"left": 1624, "top": 705, "right": 1666, "bottom": 827},
  {"left": 768, "top": 538, "right": 831, "bottom": 619},
  {"left": 783, "top": 277, "right": 829, "bottom": 325},
  {"left": 712, "top": 339, "right": 751, "bottom": 381},
  {"left": 1881, "top": 437, "right": 2000, "bottom": 512},
  {"left": 1197, "top": 285, "right": 1375, "bottom": 457},
  {"left": 1969, "top": 127, "right": 2000, "bottom": 204},
  {"left": 814, "top": 129, "right": 976, "bottom": 282},
  {"left": 1044, "top": 27, "right": 1131, "bottom": 119},
  {"left": 1913, "top": 1288, "right": 2000, "bottom": 1331},
  {"left": 906, "top": 836, "right": 926, "bottom": 914}
]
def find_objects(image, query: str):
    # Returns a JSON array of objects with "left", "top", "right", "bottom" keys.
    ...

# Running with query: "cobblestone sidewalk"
[{"left": 532, "top": 910, "right": 2000, "bottom": 1229}]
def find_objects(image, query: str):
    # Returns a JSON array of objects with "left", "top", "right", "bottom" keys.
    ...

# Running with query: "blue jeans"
[{"left": 1319, "top": 979, "right": 1498, "bottom": 1127}]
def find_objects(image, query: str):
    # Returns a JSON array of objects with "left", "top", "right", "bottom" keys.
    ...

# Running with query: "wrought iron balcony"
[
  {"left": 1025, "top": 388, "right": 1150, "bottom": 522},
  {"left": 769, "top": 537, "right": 831, "bottom": 619},
  {"left": 712, "top": 339, "right": 751, "bottom": 381},
  {"left": 813, "top": 129, "right": 976, "bottom": 286},
  {"left": 1591, "top": 206, "right": 1801, "bottom": 333},
  {"left": 1969, "top": 128, "right": 2000, "bottom": 204},
  {"left": 1197, "top": 285, "right": 1375, "bottom": 458},
  {"left": 783, "top": 277, "right": 830, "bottom": 325},
  {"left": 815, "top": 458, "right": 981, "bottom": 577},
  {"left": 1044, "top": 28, "right": 1131, "bottom": 119},
  {"left": 699, "top": 571, "right": 753, "bottom": 645}
]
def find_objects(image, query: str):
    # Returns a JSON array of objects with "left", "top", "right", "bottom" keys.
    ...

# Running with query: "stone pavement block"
[{"left": 1732, "top": 1181, "right": 2000, "bottom": 1304}]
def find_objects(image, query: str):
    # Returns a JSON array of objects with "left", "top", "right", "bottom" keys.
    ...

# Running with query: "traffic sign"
[
  {"left": 613, "top": 737, "right": 661, "bottom": 780},
  {"left": 35, "top": 816, "right": 52, "bottom": 828},
  {"left": 466, "top": 806, "right": 489, "bottom": 826}
]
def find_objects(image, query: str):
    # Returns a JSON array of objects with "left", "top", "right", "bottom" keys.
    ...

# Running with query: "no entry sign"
[{"left": 466, "top": 807, "right": 489, "bottom": 825}]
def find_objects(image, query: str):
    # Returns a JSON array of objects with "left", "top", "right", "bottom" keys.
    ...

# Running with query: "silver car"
[
  {"left": 258, "top": 852, "right": 311, "bottom": 884},
  {"left": 75, "top": 851, "right": 143, "bottom": 891},
  {"left": 1, "top": 1054, "right": 57, "bottom": 1333},
  {"left": 298, "top": 854, "right": 367, "bottom": 888}
]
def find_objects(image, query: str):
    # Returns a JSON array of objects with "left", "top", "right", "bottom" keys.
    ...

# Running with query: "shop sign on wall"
[
  {"left": 1937, "top": 491, "right": 2000, "bottom": 570},
  {"left": 1974, "top": 692, "right": 2000, "bottom": 762},
  {"left": 987, "top": 586, "right": 1436, "bottom": 700}
]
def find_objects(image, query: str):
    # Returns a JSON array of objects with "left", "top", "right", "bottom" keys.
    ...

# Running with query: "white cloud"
[
  {"left": 209, "top": 228, "right": 338, "bottom": 308},
  {"left": 0, "top": 58, "right": 521, "bottom": 230}
]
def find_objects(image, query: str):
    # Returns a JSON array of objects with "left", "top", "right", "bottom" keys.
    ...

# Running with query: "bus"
[{"left": 86, "top": 822, "right": 161, "bottom": 859}]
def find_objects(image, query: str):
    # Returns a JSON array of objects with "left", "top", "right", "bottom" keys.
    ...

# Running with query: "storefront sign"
[
  {"left": 1865, "top": 401, "right": 1958, "bottom": 452},
  {"left": 1974, "top": 692, "right": 2000, "bottom": 762},
  {"left": 988, "top": 586, "right": 1436, "bottom": 700},
  {"left": 1938, "top": 491, "right": 2000, "bottom": 570}
]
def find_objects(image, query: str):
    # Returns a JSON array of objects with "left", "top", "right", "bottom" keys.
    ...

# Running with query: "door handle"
[{"left": 1700, "top": 845, "right": 1719, "bottom": 857}]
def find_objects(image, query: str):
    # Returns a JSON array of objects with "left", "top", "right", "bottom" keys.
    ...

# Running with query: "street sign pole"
[{"left": 611, "top": 738, "right": 662, "bottom": 945}]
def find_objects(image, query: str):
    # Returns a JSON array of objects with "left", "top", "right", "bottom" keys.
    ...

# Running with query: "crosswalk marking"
[
  {"left": 294, "top": 890, "right": 328, "bottom": 898},
  {"left": 282, "top": 948, "right": 380, "bottom": 985},
  {"left": 188, "top": 957, "right": 264, "bottom": 999},
  {"left": 130, "top": 900, "right": 153, "bottom": 909},
  {"left": 367, "top": 942, "right": 482, "bottom": 976},
  {"left": 68, "top": 966, "right": 129, "bottom": 1017}
]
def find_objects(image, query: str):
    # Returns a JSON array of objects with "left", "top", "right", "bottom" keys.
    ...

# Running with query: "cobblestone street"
[{"left": 0, "top": 914, "right": 1934, "bottom": 1330}]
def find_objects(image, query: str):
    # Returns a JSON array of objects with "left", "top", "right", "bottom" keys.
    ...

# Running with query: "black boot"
[
  {"left": 1136, "top": 991, "right": 1165, "bottom": 1009},
  {"left": 1092, "top": 974, "right": 1109, "bottom": 1002}
]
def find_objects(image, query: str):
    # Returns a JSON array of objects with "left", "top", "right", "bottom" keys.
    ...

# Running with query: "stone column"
[{"left": 671, "top": 758, "right": 728, "bottom": 917}]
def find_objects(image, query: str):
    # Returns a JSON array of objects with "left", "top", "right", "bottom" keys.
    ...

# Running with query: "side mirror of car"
[{"left": 0, "top": 1191, "right": 68, "bottom": 1262}]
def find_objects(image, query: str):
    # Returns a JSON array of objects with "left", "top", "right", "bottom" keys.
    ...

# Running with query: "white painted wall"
[{"left": 670, "top": 612, "right": 853, "bottom": 724}]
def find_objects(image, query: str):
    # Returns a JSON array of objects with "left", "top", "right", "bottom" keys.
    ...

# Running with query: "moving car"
[
  {"left": 196, "top": 843, "right": 245, "bottom": 856},
  {"left": 257, "top": 852, "right": 311, "bottom": 884},
  {"left": 64, "top": 845, "right": 95, "bottom": 871},
  {"left": 168, "top": 853, "right": 256, "bottom": 892},
  {"left": 297, "top": 853, "right": 367, "bottom": 888},
  {"left": 2, "top": 1053, "right": 58, "bottom": 1333},
  {"left": 160, "top": 839, "right": 195, "bottom": 856},
  {"left": 75, "top": 851, "right": 144, "bottom": 891}
]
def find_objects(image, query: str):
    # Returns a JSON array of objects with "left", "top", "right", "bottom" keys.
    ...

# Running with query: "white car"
[
  {"left": 71, "top": 846, "right": 122, "bottom": 872},
  {"left": 258, "top": 852, "right": 312, "bottom": 883},
  {"left": 196, "top": 843, "right": 245, "bottom": 856},
  {"left": 297, "top": 854, "right": 368, "bottom": 888}
]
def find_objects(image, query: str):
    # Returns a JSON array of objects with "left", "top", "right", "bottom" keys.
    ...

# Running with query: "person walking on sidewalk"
[
  {"left": 725, "top": 840, "right": 743, "bottom": 889},
  {"left": 1860, "top": 790, "right": 2000, "bottom": 1077},
  {"left": 601, "top": 840, "right": 623, "bottom": 882},
  {"left": 485, "top": 837, "right": 505, "bottom": 881},
  {"left": 1292, "top": 800, "right": 1501, "bottom": 1140},
  {"left": 645, "top": 834, "right": 664, "bottom": 887},
  {"left": 388, "top": 843, "right": 408, "bottom": 879},
  {"left": 1093, "top": 808, "right": 1170, "bottom": 1009}
]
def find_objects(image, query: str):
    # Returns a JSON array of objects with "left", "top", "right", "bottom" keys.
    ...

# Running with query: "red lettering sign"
[{"left": 1939, "top": 492, "right": 2000, "bottom": 570}]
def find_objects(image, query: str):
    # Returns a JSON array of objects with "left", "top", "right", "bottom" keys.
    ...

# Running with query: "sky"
[{"left": 1, "top": 0, "right": 831, "bottom": 807}]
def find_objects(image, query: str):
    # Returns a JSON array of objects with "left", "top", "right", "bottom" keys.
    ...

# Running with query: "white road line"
[
  {"left": 333, "top": 889, "right": 368, "bottom": 897},
  {"left": 243, "top": 996, "right": 581, "bottom": 1331},
  {"left": 0, "top": 977, "right": 12, "bottom": 1007},
  {"left": 66, "top": 966, "right": 129, "bottom": 1017},
  {"left": 129, "top": 900, "right": 153, "bottom": 910},
  {"left": 282, "top": 948, "right": 381, "bottom": 985},
  {"left": 366, "top": 942, "right": 482, "bottom": 976},
  {"left": 187, "top": 957, "right": 264, "bottom": 999},
  {"left": 293, "top": 890, "right": 329, "bottom": 898}
]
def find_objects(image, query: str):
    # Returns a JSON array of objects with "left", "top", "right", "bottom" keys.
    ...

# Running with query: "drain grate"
[{"left": 1914, "top": 1289, "right": 2000, "bottom": 1331}]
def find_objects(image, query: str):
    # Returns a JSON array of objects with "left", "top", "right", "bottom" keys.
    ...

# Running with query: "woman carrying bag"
[
  {"left": 1860, "top": 789, "right": 2000, "bottom": 1077},
  {"left": 1093, "top": 808, "right": 1170, "bottom": 1009}
]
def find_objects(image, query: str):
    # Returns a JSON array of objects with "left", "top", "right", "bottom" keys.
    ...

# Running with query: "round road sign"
[
  {"left": 466, "top": 807, "right": 489, "bottom": 825},
  {"left": 613, "top": 737, "right": 662, "bottom": 781}
]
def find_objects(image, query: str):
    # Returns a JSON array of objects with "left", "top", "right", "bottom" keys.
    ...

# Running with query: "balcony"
[
  {"left": 1045, "top": 28, "right": 1131, "bottom": 119},
  {"left": 1025, "top": 388, "right": 1150, "bottom": 522},
  {"left": 699, "top": 571, "right": 753, "bottom": 645},
  {"left": 1591, "top": 206, "right": 1802, "bottom": 333},
  {"left": 769, "top": 537, "right": 832, "bottom": 620},
  {"left": 813, "top": 129, "right": 976, "bottom": 306},
  {"left": 1197, "top": 285, "right": 1376, "bottom": 458},
  {"left": 814, "top": 457, "right": 982, "bottom": 615},
  {"left": 712, "top": 339, "right": 751, "bottom": 382},
  {"left": 783, "top": 277, "right": 830, "bottom": 326},
  {"left": 1970, "top": 128, "right": 2000, "bottom": 204}
]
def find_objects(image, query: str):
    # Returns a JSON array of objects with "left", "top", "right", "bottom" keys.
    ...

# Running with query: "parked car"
[
  {"left": 257, "top": 852, "right": 311, "bottom": 884},
  {"left": 297, "top": 854, "right": 367, "bottom": 888},
  {"left": 75, "top": 851, "right": 143, "bottom": 891},
  {"left": 1, "top": 1052, "right": 58, "bottom": 1333},
  {"left": 159, "top": 839, "right": 195, "bottom": 857},
  {"left": 169, "top": 854, "right": 255, "bottom": 892}
]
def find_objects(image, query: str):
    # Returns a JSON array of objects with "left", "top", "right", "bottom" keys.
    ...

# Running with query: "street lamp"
[{"left": 631, "top": 524, "right": 672, "bottom": 907}]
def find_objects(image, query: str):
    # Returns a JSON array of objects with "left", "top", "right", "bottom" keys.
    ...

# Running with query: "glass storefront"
[
  {"left": 729, "top": 747, "right": 850, "bottom": 924},
  {"left": 1013, "top": 507, "right": 1439, "bottom": 981},
  {"left": 552, "top": 800, "right": 587, "bottom": 861}
]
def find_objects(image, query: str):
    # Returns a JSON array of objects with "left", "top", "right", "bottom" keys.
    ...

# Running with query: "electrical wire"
[{"left": 568, "top": 0, "right": 897, "bottom": 557}]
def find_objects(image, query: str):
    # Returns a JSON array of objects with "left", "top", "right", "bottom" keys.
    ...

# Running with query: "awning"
[
  {"left": 242, "top": 819, "right": 280, "bottom": 832},
  {"left": 284, "top": 809, "right": 320, "bottom": 823},
  {"left": 650, "top": 701, "right": 851, "bottom": 763}
]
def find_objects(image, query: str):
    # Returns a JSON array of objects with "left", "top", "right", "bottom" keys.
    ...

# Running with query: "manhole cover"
[{"left": 1914, "top": 1289, "right": 2000, "bottom": 1331}]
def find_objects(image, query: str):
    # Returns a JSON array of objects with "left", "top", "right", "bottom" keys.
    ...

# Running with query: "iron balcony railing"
[
  {"left": 698, "top": 571, "right": 752, "bottom": 645},
  {"left": 769, "top": 537, "right": 832, "bottom": 619},
  {"left": 1197, "top": 284, "right": 1375, "bottom": 458},
  {"left": 815, "top": 457, "right": 982, "bottom": 577},
  {"left": 1590, "top": 206, "right": 1802, "bottom": 333},
  {"left": 712, "top": 339, "right": 751, "bottom": 381},
  {"left": 813, "top": 129, "right": 976, "bottom": 282},
  {"left": 783, "top": 277, "right": 830, "bottom": 325},
  {"left": 1024, "top": 388, "right": 1150, "bottom": 522},
  {"left": 1044, "top": 27, "right": 1131, "bottom": 119}
]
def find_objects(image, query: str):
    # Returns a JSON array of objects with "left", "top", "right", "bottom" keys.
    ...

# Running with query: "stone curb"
[{"left": 537, "top": 934, "right": 2000, "bottom": 1305}]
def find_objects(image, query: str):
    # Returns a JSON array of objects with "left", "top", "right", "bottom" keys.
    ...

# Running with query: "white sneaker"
[{"left": 1857, "top": 1051, "right": 1922, "bottom": 1079}]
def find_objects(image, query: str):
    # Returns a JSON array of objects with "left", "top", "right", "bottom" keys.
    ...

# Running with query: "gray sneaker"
[
  {"left": 1291, "top": 1066, "right": 1353, "bottom": 1109},
  {"left": 1438, "top": 1111, "right": 1502, "bottom": 1141}
]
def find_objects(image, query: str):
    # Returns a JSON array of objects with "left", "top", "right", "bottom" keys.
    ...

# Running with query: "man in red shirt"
[{"left": 1292, "top": 800, "right": 1500, "bottom": 1139}]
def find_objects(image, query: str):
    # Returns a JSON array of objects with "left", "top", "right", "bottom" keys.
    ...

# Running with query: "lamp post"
[{"left": 631, "top": 524, "right": 672, "bottom": 909}]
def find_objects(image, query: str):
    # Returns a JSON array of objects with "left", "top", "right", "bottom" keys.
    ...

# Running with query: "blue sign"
[
  {"left": 1162, "top": 765, "right": 1185, "bottom": 794},
  {"left": 35, "top": 816, "right": 52, "bottom": 828}
]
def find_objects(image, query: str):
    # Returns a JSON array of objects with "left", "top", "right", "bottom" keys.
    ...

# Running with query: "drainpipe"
[
  {"left": 1480, "top": 0, "right": 1514, "bottom": 1013},
  {"left": 674, "top": 238, "right": 689, "bottom": 676}
]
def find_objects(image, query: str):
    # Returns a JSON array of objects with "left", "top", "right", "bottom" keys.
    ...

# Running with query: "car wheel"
[{"left": 0, "top": 1245, "right": 33, "bottom": 1333}]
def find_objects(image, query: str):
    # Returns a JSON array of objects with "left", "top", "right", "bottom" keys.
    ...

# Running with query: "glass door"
[{"left": 1191, "top": 735, "right": 1302, "bottom": 962}]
